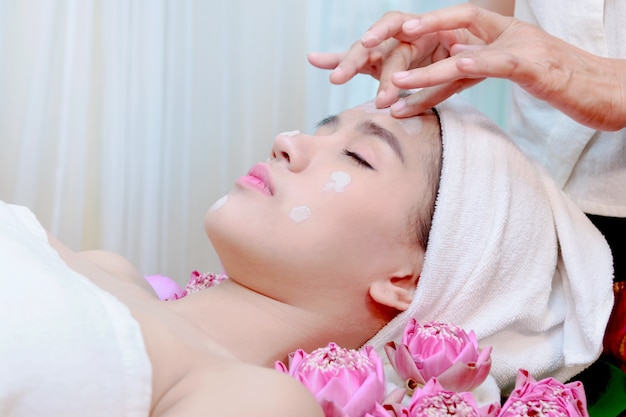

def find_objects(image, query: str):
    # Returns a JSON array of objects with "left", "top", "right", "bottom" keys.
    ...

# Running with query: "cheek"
[
  {"left": 315, "top": 177, "right": 394, "bottom": 239},
  {"left": 322, "top": 171, "right": 351, "bottom": 193},
  {"left": 289, "top": 205, "right": 312, "bottom": 223},
  {"left": 284, "top": 171, "right": 352, "bottom": 225},
  {"left": 325, "top": 178, "right": 415, "bottom": 244}
]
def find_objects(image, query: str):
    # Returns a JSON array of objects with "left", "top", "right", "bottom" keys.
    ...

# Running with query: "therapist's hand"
[
  {"left": 308, "top": 5, "right": 491, "bottom": 113},
  {"left": 309, "top": 2, "right": 626, "bottom": 131},
  {"left": 308, "top": 9, "right": 484, "bottom": 112},
  {"left": 307, "top": 14, "right": 463, "bottom": 110}
]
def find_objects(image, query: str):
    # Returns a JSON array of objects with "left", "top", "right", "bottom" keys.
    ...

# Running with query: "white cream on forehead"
[
  {"left": 279, "top": 130, "right": 301, "bottom": 137},
  {"left": 290, "top": 205, "right": 311, "bottom": 223},
  {"left": 323, "top": 171, "right": 351, "bottom": 192},
  {"left": 209, "top": 195, "right": 228, "bottom": 212}
]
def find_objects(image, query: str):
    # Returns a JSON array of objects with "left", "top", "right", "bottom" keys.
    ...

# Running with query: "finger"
[
  {"left": 440, "top": 40, "right": 527, "bottom": 83},
  {"left": 329, "top": 38, "right": 401, "bottom": 84},
  {"left": 389, "top": 78, "right": 484, "bottom": 117},
  {"left": 455, "top": 53, "right": 523, "bottom": 82},
  {"left": 389, "top": 85, "right": 458, "bottom": 117},
  {"left": 375, "top": 44, "right": 415, "bottom": 108},
  {"left": 449, "top": 44, "right": 483, "bottom": 56},
  {"left": 430, "top": 42, "right": 452, "bottom": 64},
  {"left": 307, "top": 52, "right": 344, "bottom": 70},
  {"left": 438, "top": 28, "right": 485, "bottom": 51},
  {"left": 308, "top": 51, "right": 356, "bottom": 85},
  {"left": 361, "top": 10, "right": 420, "bottom": 47},
  {"left": 401, "top": 3, "right": 511, "bottom": 44},
  {"left": 407, "top": 32, "right": 447, "bottom": 64},
  {"left": 327, "top": 44, "right": 373, "bottom": 84},
  {"left": 450, "top": 47, "right": 530, "bottom": 85},
  {"left": 391, "top": 58, "right": 468, "bottom": 89}
]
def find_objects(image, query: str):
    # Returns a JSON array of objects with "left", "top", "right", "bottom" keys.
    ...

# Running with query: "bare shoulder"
[
  {"left": 236, "top": 366, "right": 324, "bottom": 417},
  {"left": 77, "top": 249, "right": 156, "bottom": 293},
  {"left": 46, "top": 231, "right": 156, "bottom": 295},
  {"left": 158, "top": 363, "right": 324, "bottom": 417},
  {"left": 247, "top": 366, "right": 324, "bottom": 417}
]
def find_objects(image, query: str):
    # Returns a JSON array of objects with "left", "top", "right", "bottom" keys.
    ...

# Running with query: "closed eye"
[{"left": 343, "top": 149, "right": 374, "bottom": 170}]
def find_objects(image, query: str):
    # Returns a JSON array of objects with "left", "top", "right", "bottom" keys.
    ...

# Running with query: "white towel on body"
[
  {"left": 367, "top": 95, "right": 614, "bottom": 393},
  {"left": 0, "top": 201, "right": 152, "bottom": 416}
]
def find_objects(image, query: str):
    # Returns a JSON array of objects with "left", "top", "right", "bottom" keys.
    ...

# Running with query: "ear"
[{"left": 369, "top": 273, "right": 419, "bottom": 312}]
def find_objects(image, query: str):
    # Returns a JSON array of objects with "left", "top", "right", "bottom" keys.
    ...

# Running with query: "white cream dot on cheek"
[
  {"left": 279, "top": 130, "right": 301, "bottom": 137},
  {"left": 209, "top": 195, "right": 228, "bottom": 212},
  {"left": 289, "top": 205, "right": 312, "bottom": 223},
  {"left": 323, "top": 171, "right": 351, "bottom": 192}
]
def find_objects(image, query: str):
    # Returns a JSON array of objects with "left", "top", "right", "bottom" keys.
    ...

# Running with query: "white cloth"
[
  {"left": 512, "top": 0, "right": 626, "bottom": 217},
  {"left": 0, "top": 201, "right": 152, "bottom": 416},
  {"left": 367, "top": 95, "right": 614, "bottom": 393}
]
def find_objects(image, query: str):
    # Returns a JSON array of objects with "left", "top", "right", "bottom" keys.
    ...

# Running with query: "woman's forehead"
[{"left": 349, "top": 101, "right": 439, "bottom": 138}]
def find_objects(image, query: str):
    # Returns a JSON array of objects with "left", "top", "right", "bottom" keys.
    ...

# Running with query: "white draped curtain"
[{"left": 0, "top": 0, "right": 509, "bottom": 283}]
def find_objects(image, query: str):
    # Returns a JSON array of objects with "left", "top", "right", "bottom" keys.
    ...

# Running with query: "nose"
[{"left": 270, "top": 130, "right": 311, "bottom": 172}]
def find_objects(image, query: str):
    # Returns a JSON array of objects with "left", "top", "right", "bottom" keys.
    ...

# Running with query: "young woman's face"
[{"left": 204, "top": 102, "right": 441, "bottom": 308}]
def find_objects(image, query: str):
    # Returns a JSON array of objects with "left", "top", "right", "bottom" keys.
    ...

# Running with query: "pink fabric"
[
  {"left": 144, "top": 275, "right": 185, "bottom": 300},
  {"left": 144, "top": 271, "right": 228, "bottom": 301}
]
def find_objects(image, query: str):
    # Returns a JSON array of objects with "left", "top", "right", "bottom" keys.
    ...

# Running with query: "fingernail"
[
  {"left": 394, "top": 71, "right": 410, "bottom": 81},
  {"left": 390, "top": 99, "right": 406, "bottom": 113},
  {"left": 403, "top": 19, "right": 420, "bottom": 32},
  {"left": 376, "top": 90, "right": 386, "bottom": 102},
  {"left": 361, "top": 31, "right": 378, "bottom": 45}
]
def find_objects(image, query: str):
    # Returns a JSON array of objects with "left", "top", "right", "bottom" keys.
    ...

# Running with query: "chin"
[
  {"left": 203, "top": 207, "right": 218, "bottom": 238},
  {"left": 204, "top": 208, "right": 259, "bottom": 275},
  {"left": 203, "top": 209, "right": 229, "bottom": 254}
]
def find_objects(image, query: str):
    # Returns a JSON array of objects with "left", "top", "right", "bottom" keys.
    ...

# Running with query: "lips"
[{"left": 236, "top": 163, "right": 274, "bottom": 196}]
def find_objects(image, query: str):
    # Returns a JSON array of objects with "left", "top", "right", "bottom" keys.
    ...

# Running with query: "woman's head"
[
  {"left": 204, "top": 100, "right": 442, "bottom": 340},
  {"left": 205, "top": 93, "right": 612, "bottom": 391}
]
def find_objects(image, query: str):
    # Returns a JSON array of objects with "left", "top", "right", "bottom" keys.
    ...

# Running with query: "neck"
[{"left": 166, "top": 279, "right": 352, "bottom": 367}]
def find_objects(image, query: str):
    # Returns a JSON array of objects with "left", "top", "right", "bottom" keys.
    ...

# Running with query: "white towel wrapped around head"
[{"left": 367, "top": 95, "right": 614, "bottom": 392}]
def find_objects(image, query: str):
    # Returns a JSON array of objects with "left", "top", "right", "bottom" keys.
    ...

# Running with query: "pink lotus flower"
[
  {"left": 385, "top": 319, "right": 492, "bottom": 393},
  {"left": 499, "top": 369, "right": 588, "bottom": 417},
  {"left": 387, "top": 378, "right": 500, "bottom": 417},
  {"left": 275, "top": 342, "right": 389, "bottom": 417}
]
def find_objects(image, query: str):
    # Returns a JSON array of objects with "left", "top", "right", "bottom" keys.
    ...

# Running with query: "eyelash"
[{"left": 343, "top": 149, "right": 374, "bottom": 169}]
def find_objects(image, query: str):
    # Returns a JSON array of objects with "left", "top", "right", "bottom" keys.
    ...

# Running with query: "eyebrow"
[
  {"left": 357, "top": 119, "right": 405, "bottom": 163},
  {"left": 315, "top": 115, "right": 338, "bottom": 129},
  {"left": 316, "top": 114, "right": 405, "bottom": 163}
]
